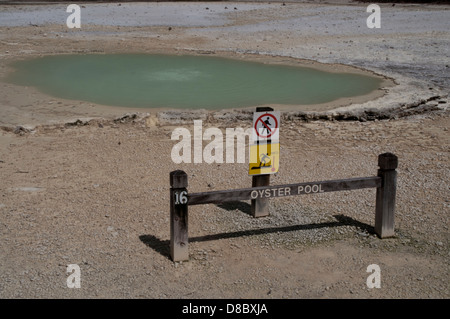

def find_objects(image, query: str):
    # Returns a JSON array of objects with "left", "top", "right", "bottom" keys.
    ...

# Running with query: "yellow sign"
[{"left": 249, "top": 143, "right": 280, "bottom": 175}]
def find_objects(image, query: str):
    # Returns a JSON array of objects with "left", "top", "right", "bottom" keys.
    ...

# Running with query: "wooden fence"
[{"left": 170, "top": 152, "right": 398, "bottom": 262}]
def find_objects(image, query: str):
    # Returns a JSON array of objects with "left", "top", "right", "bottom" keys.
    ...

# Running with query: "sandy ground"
[{"left": 0, "top": 1, "right": 449, "bottom": 299}]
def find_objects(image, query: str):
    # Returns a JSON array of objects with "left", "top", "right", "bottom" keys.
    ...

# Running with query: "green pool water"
[{"left": 6, "top": 54, "right": 383, "bottom": 110}]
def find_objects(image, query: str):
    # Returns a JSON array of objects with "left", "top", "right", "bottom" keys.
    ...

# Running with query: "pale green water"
[{"left": 6, "top": 54, "right": 382, "bottom": 109}]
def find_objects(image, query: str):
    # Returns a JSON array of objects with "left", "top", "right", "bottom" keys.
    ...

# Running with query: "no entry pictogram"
[{"left": 253, "top": 111, "right": 280, "bottom": 142}]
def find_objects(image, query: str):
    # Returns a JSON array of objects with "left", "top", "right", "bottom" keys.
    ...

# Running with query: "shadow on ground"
[{"left": 139, "top": 212, "right": 374, "bottom": 260}]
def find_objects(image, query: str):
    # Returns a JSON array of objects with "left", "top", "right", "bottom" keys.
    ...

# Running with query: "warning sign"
[
  {"left": 248, "top": 143, "right": 280, "bottom": 176},
  {"left": 252, "top": 111, "right": 280, "bottom": 143}
]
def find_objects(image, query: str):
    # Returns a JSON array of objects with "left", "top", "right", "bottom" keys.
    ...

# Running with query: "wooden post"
[
  {"left": 251, "top": 106, "right": 273, "bottom": 218},
  {"left": 375, "top": 153, "right": 398, "bottom": 238},
  {"left": 251, "top": 174, "right": 271, "bottom": 217},
  {"left": 170, "top": 170, "right": 189, "bottom": 261}
]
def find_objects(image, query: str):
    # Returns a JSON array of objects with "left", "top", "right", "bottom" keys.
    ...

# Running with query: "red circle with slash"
[{"left": 254, "top": 113, "right": 278, "bottom": 139}]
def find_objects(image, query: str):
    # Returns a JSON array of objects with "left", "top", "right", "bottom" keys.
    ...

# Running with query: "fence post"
[
  {"left": 375, "top": 153, "right": 398, "bottom": 238},
  {"left": 170, "top": 170, "right": 189, "bottom": 261},
  {"left": 251, "top": 106, "right": 273, "bottom": 218},
  {"left": 251, "top": 174, "right": 271, "bottom": 217}
]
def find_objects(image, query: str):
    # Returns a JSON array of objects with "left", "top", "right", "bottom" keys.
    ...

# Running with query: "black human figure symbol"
[{"left": 262, "top": 117, "right": 272, "bottom": 135}]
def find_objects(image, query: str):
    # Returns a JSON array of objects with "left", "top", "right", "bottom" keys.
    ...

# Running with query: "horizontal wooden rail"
[{"left": 188, "top": 176, "right": 381, "bottom": 206}]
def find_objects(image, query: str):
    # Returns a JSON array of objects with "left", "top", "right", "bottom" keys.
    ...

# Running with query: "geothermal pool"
[{"left": 6, "top": 54, "right": 383, "bottom": 110}]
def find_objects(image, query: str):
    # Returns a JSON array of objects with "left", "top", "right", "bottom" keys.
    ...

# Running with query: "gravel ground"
[{"left": 0, "top": 110, "right": 448, "bottom": 299}]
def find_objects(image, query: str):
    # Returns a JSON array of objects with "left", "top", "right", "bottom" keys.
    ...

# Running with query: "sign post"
[{"left": 250, "top": 107, "right": 280, "bottom": 217}]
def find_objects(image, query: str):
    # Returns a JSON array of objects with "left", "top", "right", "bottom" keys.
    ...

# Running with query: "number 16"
[{"left": 174, "top": 191, "right": 188, "bottom": 205}]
